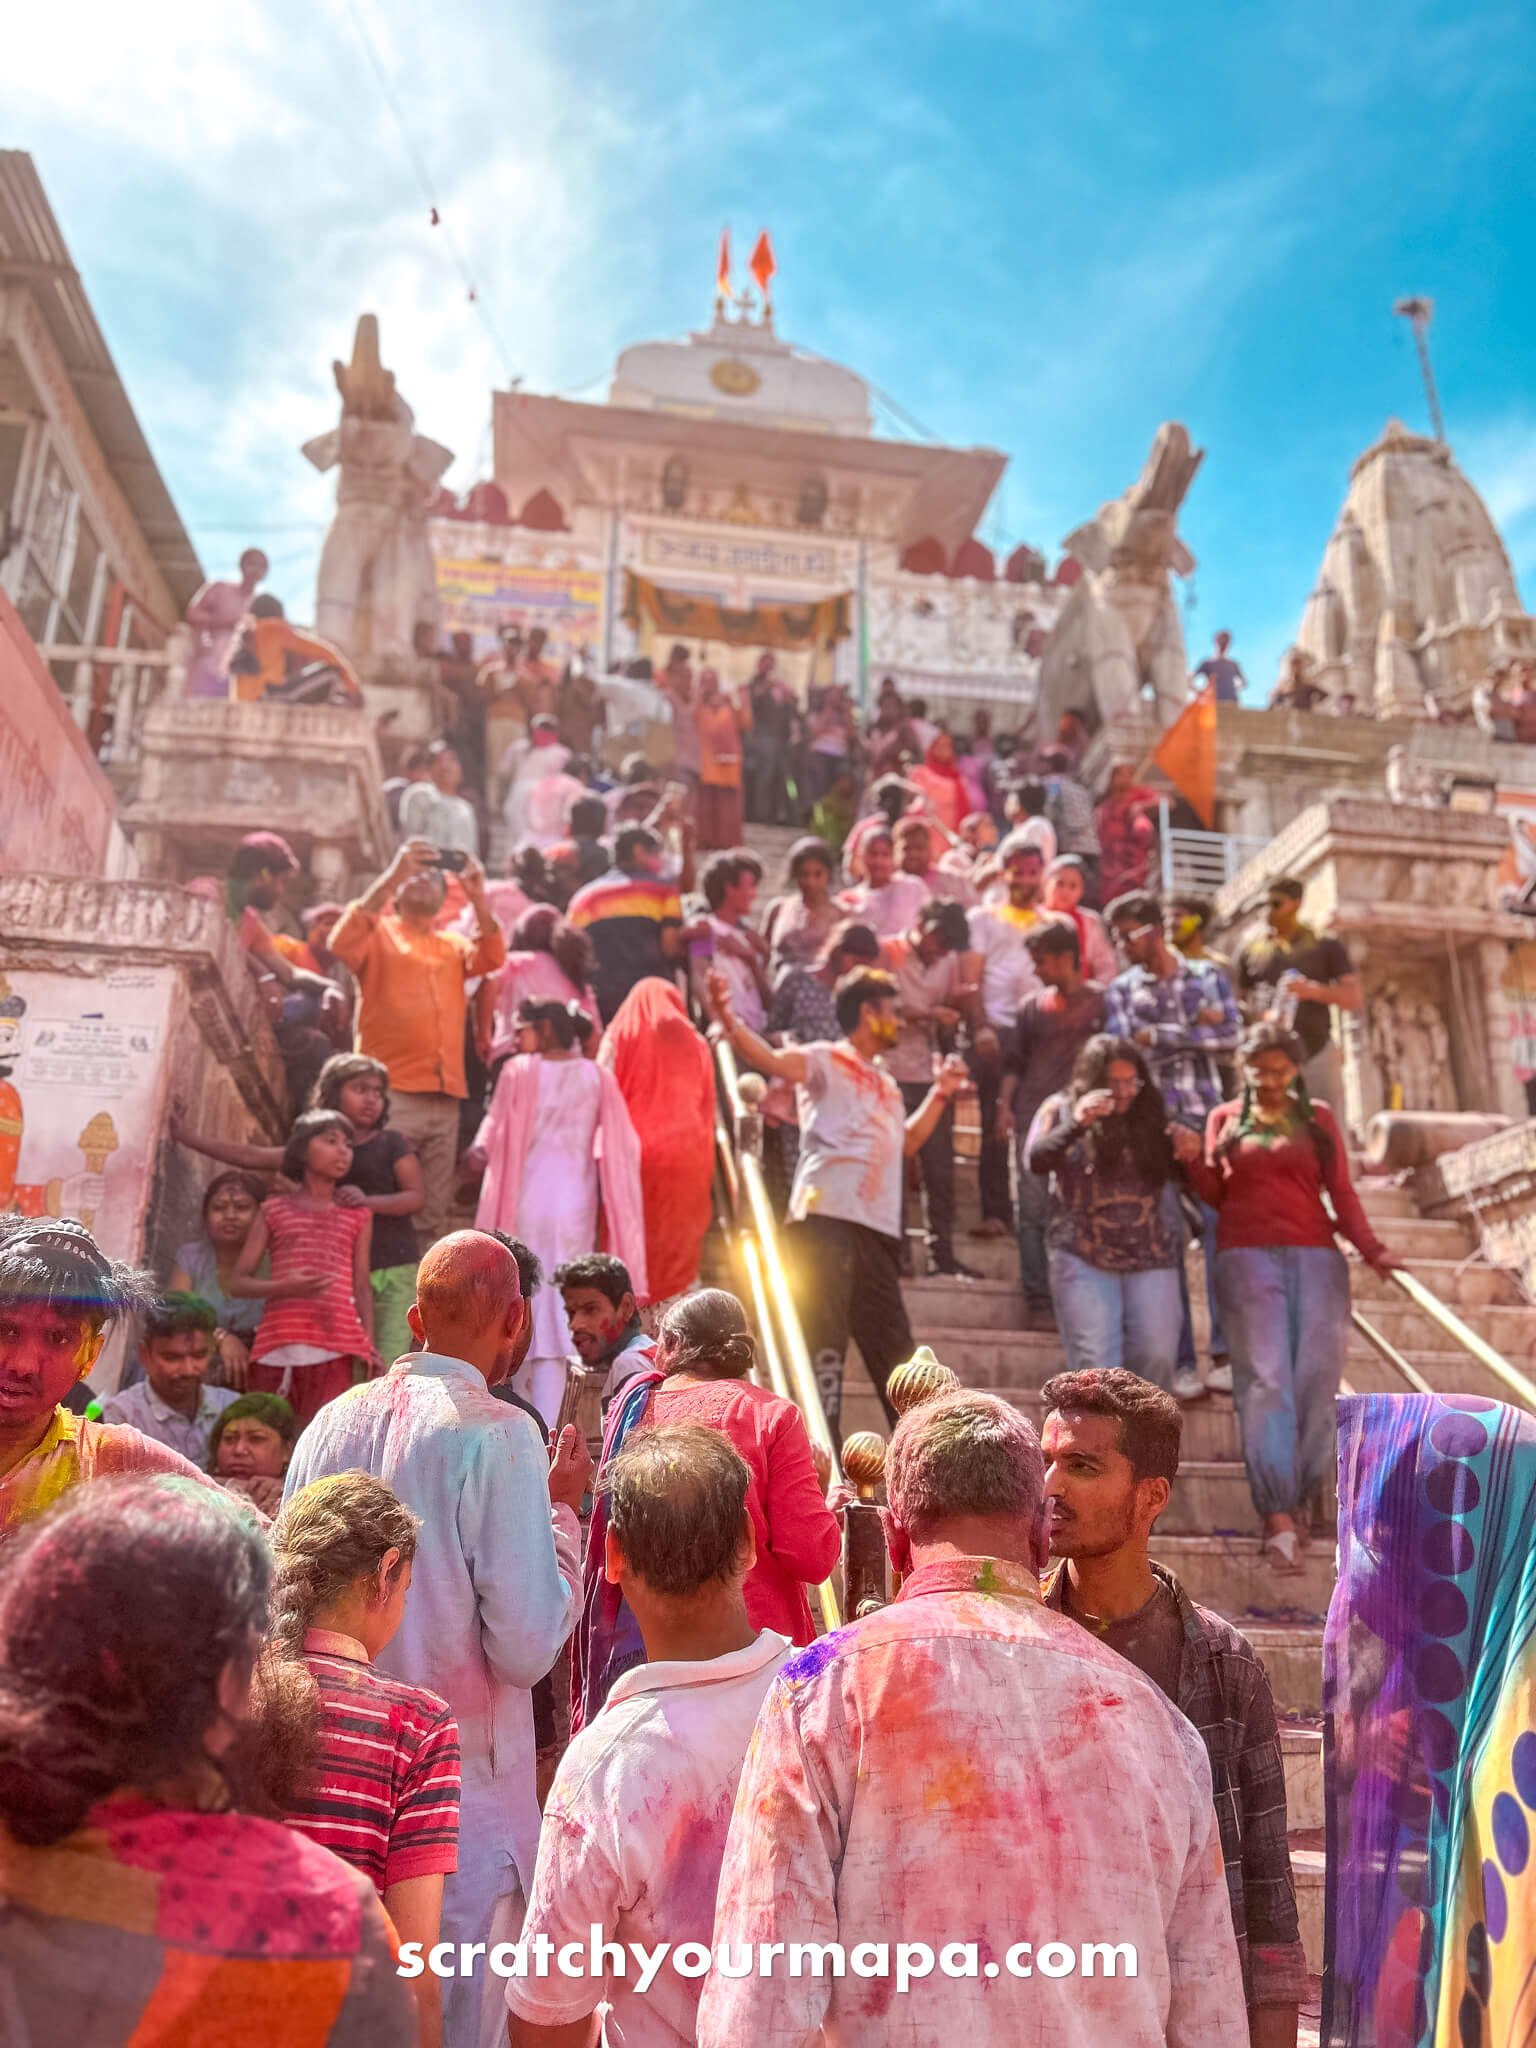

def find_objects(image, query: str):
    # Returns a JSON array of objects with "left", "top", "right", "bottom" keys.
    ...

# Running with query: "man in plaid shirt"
[
  {"left": 1104, "top": 890, "right": 1241, "bottom": 1399},
  {"left": 1040, "top": 1368, "right": 1308, "bottom": 2048}
]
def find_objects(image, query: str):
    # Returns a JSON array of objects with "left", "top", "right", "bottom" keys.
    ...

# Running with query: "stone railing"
[
  {"left": 120, "top": 698, "right": 393, "bottom": 891},
  {"left": 1425, "top": 1120, "right": 1536, "bottom": 1297},
  {"left": 1214, "top": 799, "right": 1513, "bottom": 920},
  {"left": 0, "top": 874, "right": 286, "bottom": 1135}
]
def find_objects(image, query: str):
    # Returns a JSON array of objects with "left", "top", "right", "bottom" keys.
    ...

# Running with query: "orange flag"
[
  {"left": 1151, "top": 683, "right": 1218, "bottom": 827},
  {"left": 716, "top": 228, "right": 732, "bottom": 301},
  {"left": 750, "top": 230, "right": 776, "bottom": 296}
]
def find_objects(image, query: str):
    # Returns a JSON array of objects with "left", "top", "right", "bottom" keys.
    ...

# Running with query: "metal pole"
[{"left": 1393, "top": 297, "right": 1447, "bottom": 445}]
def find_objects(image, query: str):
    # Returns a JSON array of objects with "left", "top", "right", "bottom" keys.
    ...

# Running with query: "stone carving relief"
[{"left": 1369, "top": 984, "right": 1456, "bottom": 1112}]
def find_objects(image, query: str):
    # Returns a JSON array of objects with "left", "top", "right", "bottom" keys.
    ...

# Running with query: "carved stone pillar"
[
  {"left": 1478, "top": 937, "right": 1528, "bottom": 1123},
  {"left": 309, "top": 839, "right": 350, "bottom": 903}
]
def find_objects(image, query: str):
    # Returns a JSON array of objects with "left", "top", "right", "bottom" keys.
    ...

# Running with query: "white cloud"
[
  {"left": 1455, "top": 419, "right": 1536, "bottom": 599},
  {"left": 10, "top": 0, "right": 650, "bottom": 611}
]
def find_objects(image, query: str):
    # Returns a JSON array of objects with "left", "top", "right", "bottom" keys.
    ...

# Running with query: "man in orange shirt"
[
  {"left": 694, "top": 667, "right": 750, "bottom": 850},
  {"left": 329, "top": 841, "right": 506, "bottom": 1251},
  {"left": 227, "top": 595, "right": 363, "bottom": 705}
]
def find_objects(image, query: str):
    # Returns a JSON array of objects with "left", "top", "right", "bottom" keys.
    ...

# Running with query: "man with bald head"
[{"left": 285, "top": 1230, "right": 591, "bottom": 2048}]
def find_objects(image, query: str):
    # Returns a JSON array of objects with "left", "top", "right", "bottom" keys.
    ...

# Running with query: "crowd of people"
[
  {"left": 0, "top": 648, "right": 1455, "bottom": 2048},
  {"left": 112, "top": 653, "right": 1403, "bottom": 1561},
  {"left": 2, "top": 1205, "right": 1331, "bottom": 2046}
]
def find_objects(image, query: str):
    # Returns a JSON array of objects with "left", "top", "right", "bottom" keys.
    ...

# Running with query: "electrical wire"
[{"left": 338, "top": 0, "right": 523, "bottom": 390}]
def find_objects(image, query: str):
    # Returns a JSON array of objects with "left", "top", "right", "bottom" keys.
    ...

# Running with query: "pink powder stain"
[{"left": 659, "top": 1795, "right": 736, "bottom": 1938}]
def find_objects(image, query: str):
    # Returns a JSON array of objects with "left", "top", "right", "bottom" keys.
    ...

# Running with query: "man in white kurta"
[
  {"left": 507, "top": 1422, "right": 792, "bottom": 2048},
  {"left": 284, "top": 1231, "right": 588, "bottom": 2048}
]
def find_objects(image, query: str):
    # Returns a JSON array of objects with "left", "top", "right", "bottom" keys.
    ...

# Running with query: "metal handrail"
[
  {"left": 1387, "top": 1267, "right": 1536, "bottom": 1413},
  {"left": 1348, "top": 1308, "right": 1434, "bottom": 1396},
  {"left": 711, "top": 1040, "right": 843, "bottom": 1631}
]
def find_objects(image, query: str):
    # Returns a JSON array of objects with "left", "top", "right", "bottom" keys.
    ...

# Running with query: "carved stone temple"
[{"left": 1290, "top": 419, "right": 1536, "bottom": 715}]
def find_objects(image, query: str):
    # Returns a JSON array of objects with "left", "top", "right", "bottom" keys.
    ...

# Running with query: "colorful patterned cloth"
[
  {"left": 1325, "top": 1393, "right": 1536, "bottom": 2046},
  {"left": 0, "top": 1795, "right": 414, "bottom": 2045}
]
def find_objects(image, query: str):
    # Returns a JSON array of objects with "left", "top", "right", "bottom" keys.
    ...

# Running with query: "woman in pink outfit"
[
  {"left": 908, "top": 730, "right": 969, "bottom": 837},
  {"left": 485, "top": 905, "right": 601, "bottom": 1072},
  {"left": 470, "top": 997, "right": 646, "bottom": 1423}
]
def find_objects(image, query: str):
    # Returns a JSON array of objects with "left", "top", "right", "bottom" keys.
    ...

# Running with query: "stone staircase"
[
  {"left": 827, "top": 1139, "right": 1530, "bottom": 1976},
  {"left": 736, "top": 817, "right": 1534, "bottom": 1993}
]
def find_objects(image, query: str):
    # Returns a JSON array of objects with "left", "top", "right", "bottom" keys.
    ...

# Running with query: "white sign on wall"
[{"left": 642, "top": 529, "right": 839, "bottom": 583}]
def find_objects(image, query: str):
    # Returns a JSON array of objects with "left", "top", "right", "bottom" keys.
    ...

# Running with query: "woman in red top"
[
  {"left": 1192, "top": 1025, "right": 1402, "bottom": 1575},
  {"left": 233, "top": 1110, "right": 375, "bottom": 1427},
  {"left": 640, "top": 1290, "right": 839, "bottom": 1643}
]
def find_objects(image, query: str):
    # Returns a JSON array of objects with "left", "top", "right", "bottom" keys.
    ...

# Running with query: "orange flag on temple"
[
  {"left": 716, "top": 229, "right": 732, "bottom": 301},
  {"left": 750, "top": 230, "right": 776, "bottom": 296},
  {"left": 1151, "top": 683, "right": 1218, "bottom": 826}
]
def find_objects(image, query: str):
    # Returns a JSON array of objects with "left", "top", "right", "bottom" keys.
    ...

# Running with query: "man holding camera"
[{"left": 330, "top": 839, "right": 505, "bottom": 1250}]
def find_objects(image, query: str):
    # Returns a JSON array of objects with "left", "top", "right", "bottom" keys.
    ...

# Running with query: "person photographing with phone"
[{"left": 329, "top": 840, "right": 505, "bottom": 1251}]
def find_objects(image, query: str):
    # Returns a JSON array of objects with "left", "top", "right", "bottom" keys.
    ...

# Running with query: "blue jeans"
[
  {"left": 1174, "top": 1192, "right": 1228, "bottom": 1372},
  {"left": 1046, "top": 1249, "right": 1182, "bottom": 1389},
  {"left": 1214, "top": 1244, "right": 1349, "bottom": 1519},
  {"left": 1014, "top": 1160, "right": 1052, "bottom": 1309}
]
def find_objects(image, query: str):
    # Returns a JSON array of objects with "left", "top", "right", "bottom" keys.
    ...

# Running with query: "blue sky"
[{"left": 12, "top": 0, "right": 1536, "bottom": 687}]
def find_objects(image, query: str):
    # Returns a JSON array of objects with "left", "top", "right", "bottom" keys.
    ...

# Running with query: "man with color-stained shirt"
[
  {"left": 1040, "top": 1368, "right": 1307, "bottom": 2046},
  {"left": 964, "top": 832, "right": 1047, "bottom": 1237},
  {"left": 708, "top": 966, "right": 967, "bottom": 1439},
  {"left": 507, "top": 1424, "right": 793, "bottom": 2048},
  {"left": 699, "top": 1391, "right": 1246, "bottom": 2048},
  {"left": 879, "top": 898, "right": 979, "bottom": 1279},
  {"left": 330, "top": 839, "right": 505, "bottom": 1252}
]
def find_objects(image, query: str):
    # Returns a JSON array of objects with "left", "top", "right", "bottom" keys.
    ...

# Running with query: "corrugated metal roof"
[{"left": 0, "top": 151, "right": 202, "bottom": 615}]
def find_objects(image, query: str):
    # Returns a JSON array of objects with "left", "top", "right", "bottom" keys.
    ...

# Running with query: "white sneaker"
[
  {"left": 1205, "top": 1361, "right": 1234, "bottom": 1394},
  {"left": 1172, "top": 1368, "right": 1207, "bottom": 1402}
]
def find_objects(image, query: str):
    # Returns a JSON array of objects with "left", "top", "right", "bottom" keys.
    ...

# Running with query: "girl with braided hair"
[
  {"left": 269, "top": 1473, "right": 460, "bottom": 2048},
  {"left": 1190, "top": 1022, "right": 1403, "bottom": 1574}
]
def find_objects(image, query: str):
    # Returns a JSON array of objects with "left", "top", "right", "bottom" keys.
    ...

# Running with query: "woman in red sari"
[{"left": 599, "top": 978, "right": 716, "bottom": 1304}]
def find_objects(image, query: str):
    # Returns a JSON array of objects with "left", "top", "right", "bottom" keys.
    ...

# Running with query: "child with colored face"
[{"left": 0, "top": 1217, "right": 207, "bottom": 1533}]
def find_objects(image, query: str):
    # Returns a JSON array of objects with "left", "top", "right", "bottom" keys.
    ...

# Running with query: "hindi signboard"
[{"left": 434, "top": 559, "right": 604, "bottom": 663}]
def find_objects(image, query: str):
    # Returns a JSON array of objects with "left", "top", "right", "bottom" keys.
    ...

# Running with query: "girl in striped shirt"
[
  {"left": 232, "top": 1110, "right": 374, "bottom": 1426},
  {"left": 271, "top": 1472, "right": 461, "bottom": 2048}
]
